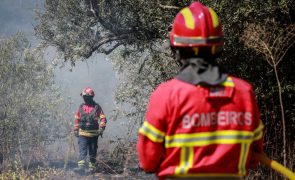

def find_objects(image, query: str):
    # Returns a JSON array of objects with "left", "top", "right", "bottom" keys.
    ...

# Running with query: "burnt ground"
[
  {"left": 0, "top": 139, "right": 157, "bottom": 179},
  {"left": 20, "top": 142, "right": 156, "bottom": 180},
  {"left": 45, "top": 148, "right": 156, "bottom": 180}
]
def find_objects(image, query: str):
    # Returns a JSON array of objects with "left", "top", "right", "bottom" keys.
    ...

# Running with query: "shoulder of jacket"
[
  {"left": 230, "top": 76, "right": 253, "bottom": 92},
  {"left": 152, "top": 79, "right": 178, "bottom": 95},
  {"left": 93, "top": 103, "right": 102, "bottom": 112},
  {"left": 156, "top": 78, "right": 182, "bottom": 89}
]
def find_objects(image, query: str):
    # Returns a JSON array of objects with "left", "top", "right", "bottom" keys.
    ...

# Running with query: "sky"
[
  {"left": 0, "top": 0, "right": 41, "bottom": 41},
  {"left": 0, "top": 0, "right": 125, "bottom": 143}
]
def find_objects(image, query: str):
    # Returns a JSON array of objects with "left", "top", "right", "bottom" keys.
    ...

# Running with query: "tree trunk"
[{"left": 273, "top": 65, "right": 286, "bottom": 168}]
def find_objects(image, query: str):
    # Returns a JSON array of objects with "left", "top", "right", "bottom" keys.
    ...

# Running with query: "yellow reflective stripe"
[
  {"left": 79, "top": 129, "right": 99, "bottom": 137},
  {"left": 79, "top": 132, "right": 98, "bottom": 137},
  {"left": 253, "top": 121, "right": 264, "bottom": 140},
  {"left": 89, "top": 162, "right": 96, "bottom": 168},
  {"left": 243, "top": 143, "right": 250, "bottom": 174},
  {"left": 192, "top": 47, "right": 199, "bottom": 55},
  {"left": 208, "top": 8, "right": 219, "bottom": 28},
  {"left": 254, "top": 121, "right": 264, "bottom": 133},
  {"left": 180, "top": 7, "right": 195, "bottom": 29},
  {"left": 254, "top": 131, "right": 263, "bottom": 141},
  {"left": 166, "top": 138, "right": 251, "bottom": 148},
  {"left": 165, "top": 130, "right": 254, "bottom": 148},
  {"left": 238, "top": 143, "right": 250, "bottom": 175},
  {"left": 220, "top": 76, "right": 235, "bottom": 87},
  {"left": 175, "top": 147, "right": 194, "bottom": 174},
  {"left": 211, "top": 45, "right": 216, "bottom": 55},
  {"left": 78, "top": 160, "right": 85, "bottom": 165},
  {"left": 139, "top": 121, "right": 165, "bottom": 142},
  {"left": 100, "top": 114, "right": 106, "bottom": 118},
  {"left": 79, "top": 129, "right": 98, "bottom": 133}
]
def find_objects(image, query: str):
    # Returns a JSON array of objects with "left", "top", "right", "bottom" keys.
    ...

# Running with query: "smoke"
[
  {"left": 0, "top": 0, "right": 127, "bottom": 164},
  {"left": 0, "top": 0, "right": 43, "bottom": 42},
  {"left": 53, "top": 54, "right": 124, "bottom": 139}
]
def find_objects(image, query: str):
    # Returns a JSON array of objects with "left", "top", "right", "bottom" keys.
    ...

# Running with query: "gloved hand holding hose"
[
  {"left": 97, "top": 126, "right": 105, "bottom": 138},
  {"left": 97, "top": 122, "right": 106, "bottom": 138},
  {"left": 74, "top": 129, "right": 79, "bottom": 137}
]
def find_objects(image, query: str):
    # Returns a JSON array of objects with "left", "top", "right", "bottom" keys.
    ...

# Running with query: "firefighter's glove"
[
  {"left": 97, "top": 128, "right": 104, "bottom": 138},
  {"left": 74, "top": 129, "right": 79, "bottom": 137}
]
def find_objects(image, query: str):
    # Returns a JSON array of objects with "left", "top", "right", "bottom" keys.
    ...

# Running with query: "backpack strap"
[{"left": 89, "top": 105, "right": 99, "bottom": 117}]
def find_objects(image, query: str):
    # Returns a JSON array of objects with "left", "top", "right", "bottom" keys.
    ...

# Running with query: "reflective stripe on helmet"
[
  {"left": 170, "top": 2, "right": 223, "bottom": 48},
  {"left": 173, "top": 36, "right": 223, "bottom": 46},
  {"left": 180, "top": 7, "right": 195, "bottom": 30},
  {"left": 208, "top": 8, "right": 219, "bottom": 28}
]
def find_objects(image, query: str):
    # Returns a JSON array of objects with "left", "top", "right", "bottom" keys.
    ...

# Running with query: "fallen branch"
[
  {"left": 159, "top": 4, "right": 179, "bottom": 9},
  {"left": 96, "top": 158, "right": 119, "bottom": 175}
]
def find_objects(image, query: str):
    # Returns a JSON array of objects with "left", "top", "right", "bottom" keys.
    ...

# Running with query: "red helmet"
[
  {"left": 169, "top": 2, "right": 223, "bottom": 55},
  {"left": 80, "top": 87, "right": 95, "bottom": 97}
]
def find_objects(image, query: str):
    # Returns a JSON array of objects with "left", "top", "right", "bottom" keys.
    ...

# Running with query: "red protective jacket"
[
  {"left": 74, "top": 103, "right": 107, "bottom": 137},
  {"left": 137, "top": 76, "right": 264, "bottom": 179}
]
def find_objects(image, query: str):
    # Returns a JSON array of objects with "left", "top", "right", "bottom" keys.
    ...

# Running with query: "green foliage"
[
  {"left": 0, "top": 34, "right": 68, "bottom": 165},
  {"left": 35, "top": 0, "right": 186, "bottom": 64},
  {"left": 108, "top": 41, "right": 178, "bottom": 127}
]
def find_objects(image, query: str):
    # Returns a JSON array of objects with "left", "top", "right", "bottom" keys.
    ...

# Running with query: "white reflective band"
[
  {"left": 173, "top": 36, "right": 223, "bottom": 45},
  {"left": 165, "top": 130, "right": 262, "bottom": 148}
]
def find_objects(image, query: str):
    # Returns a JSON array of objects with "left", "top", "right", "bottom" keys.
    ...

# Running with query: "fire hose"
[{"left": 253, "top": 153, "right": 295, "bottom": 179}]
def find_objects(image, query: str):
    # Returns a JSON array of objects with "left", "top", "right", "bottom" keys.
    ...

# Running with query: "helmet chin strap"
[{"left": 176, "top": 58, "right": 227, "bottom": 86}]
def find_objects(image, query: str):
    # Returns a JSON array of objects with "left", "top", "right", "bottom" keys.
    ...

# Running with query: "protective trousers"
[{"left": 78, "top": 136, "right": 98, "bottom": 166}]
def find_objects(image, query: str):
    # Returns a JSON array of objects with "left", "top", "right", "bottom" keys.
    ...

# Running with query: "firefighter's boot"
[
  {"left": 86, "top": 162, "right": 96, "bottom": 174},
  {"left": 73, "top": 160, "right": 86, "bottom": 175}
]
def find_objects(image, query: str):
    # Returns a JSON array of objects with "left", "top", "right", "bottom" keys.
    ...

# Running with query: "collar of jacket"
[{"left": 175, "top": 58, "right": 228, "bottom": 86}]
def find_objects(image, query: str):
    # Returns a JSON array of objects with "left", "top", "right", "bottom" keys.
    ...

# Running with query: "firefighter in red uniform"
[
  {"left": 73, "top": 87, "right": 107, "bottom": 174},
  {"left": 137, "top": 2, "right": 264, "bottom": 179}
]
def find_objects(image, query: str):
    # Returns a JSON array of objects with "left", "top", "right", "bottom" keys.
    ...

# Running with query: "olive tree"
[{"left": 0, "top": 34, "right": 68, "bottom": 167}]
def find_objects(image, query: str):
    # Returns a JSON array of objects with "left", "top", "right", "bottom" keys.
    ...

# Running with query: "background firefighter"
[
  {"left": 73, "top": 87, "right": 107, "bottom": 174},
  {"left": 137, "top": 2, "right": 264, "bottom": 180}
]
